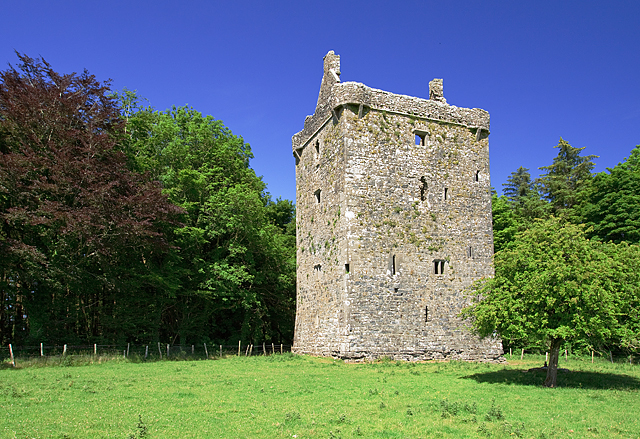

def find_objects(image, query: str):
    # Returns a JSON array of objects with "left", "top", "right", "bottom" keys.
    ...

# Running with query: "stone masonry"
[{"left": 292, "top": 51, "right": 503, "bottom": 361}]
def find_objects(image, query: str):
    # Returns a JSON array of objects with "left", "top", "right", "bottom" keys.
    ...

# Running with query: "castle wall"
[{"left": 293, "top": 52, "right": 503, "bottom": 361}]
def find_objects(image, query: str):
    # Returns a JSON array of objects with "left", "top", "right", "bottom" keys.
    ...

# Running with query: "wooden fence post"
[
  {"left": 238, "top": 340, "right": 241, "bottom": 356},
  {"left": 145, "top": 345, "right": 149, "bottom": 359},
  {"left": 166, "top": 344, "right": 170, "bottom": 359},
  {"left": 219, "top": 345, "right": 222, "bottom": 358},
  {"left": 127, "top": 343, "right": 130, "bottom": 358},
  {"left": 9, "top": 344, "right": 15, "bottom": 367},
  {"left": 191, "top": 345, "right": 194, "bottom": 355},
  {"left": 40, "top": 343, "right": 44, "bottom": 357},
  {"left": 158, "top": 342, "right": 162, "bottom": 360},
  {"left": 204, "top": 343, "right": 208, "bottom": 359},
  {"left": 63, "top": 344, "right": 67, "bottom": 356},
  {"left": 272, "top": 343, "right": 275, "bottom": 355},
  {"left": 281, "top": 344, "right": 283, "bottom": 354},
  {"left": 245, "top": 345, "right": 250, "bottom": 356},
  {"left": 249, "top": 345, "right": 253, "bottom": 356},
  {"left": 94, "top": 344, "right": 97, "bottom": 356},
  {"left": 520, "top": 349, "right": 524, "bottom": 360},
  {"left": 263, "top": 342, "right": 266, "bottom": 356},
  {"left": 509, "top": 348, "right": 512, "bottom": 358}
]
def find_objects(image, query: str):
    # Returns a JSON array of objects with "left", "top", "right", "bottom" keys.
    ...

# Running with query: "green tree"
[
  {"left": 582, "top": 145, "right": 640, "bottom": 244},
  {"left": 538, "top": 138, "right": 597, "bottom": 221},
  {"left": 121, "top": 102, "right": 296, "bottom": 345},
  {"left": 461, "top": 217, "right": 638, "bottom": 387}
]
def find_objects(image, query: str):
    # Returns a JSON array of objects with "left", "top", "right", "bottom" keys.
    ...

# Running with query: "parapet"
[{"left": 292, "top": 51, "right": 490, "bottom": 153}]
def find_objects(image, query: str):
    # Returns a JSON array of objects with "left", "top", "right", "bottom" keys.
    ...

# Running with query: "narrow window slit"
[
  {"left": 425, "top": 306, "right": 429, "bottom": 322},
  {"left": 314, "top": 189, "right": 321, "bottom": 204},
  {"left": 475, "top": 170, "right": 480, "bottom": 182},
  {"left": 444, "top": 188, "right": 448, "bottom": 200},
  {"left": 391, "top": 255, "right": 396, "bottom": 276},
  {"left": 345, "top": 263, "right": 350, "bottom": 274}
]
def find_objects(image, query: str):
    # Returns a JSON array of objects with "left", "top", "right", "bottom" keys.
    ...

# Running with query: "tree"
[
  {"left": 538, "top": 138, "right": 597, "bottom": 221},
  {"left": 582, "top": 145, "right": 640, "bottom": 244},
  {"left": 461, "top": 217, "right": 638, "bottom": 387},
  {"left": 120, "top": 101, "right": 297, "bottom": 345},
  {"left": 0, "top": 54, "right": 182, "bottom": 344},
  {"left": 503, "top": 166, "right": 535, "bottom": 204}
]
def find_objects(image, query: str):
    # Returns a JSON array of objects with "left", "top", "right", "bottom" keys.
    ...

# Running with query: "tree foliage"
[
  {"left": 462, "top": 217, "right": 640, "bottom": 386},
  {"left": 582, "top": 145, "right": 640, "bottom": 244},
  {"left": 0, "top": 58, "right": 296, "bottom": 347},
  {"left": 119, "top": 95, "right": 296, "bottom": 345},
  {"left": 538, "top": 138, "right": 597, "bottom": 220},
  {"left": 0, "top": 55, "right": 182, "bottom": 345}
]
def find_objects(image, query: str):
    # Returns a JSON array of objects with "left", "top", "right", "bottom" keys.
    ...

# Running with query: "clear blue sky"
[{"left": 2, "top": 1, "right": 639, "bottom": 202}]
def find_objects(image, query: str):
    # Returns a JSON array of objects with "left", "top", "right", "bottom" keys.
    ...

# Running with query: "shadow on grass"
[{"left": 462, "top": 368, "right": 640, "bottom": 390}]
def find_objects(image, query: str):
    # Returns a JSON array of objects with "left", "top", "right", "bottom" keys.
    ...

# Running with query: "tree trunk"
[{"left": 544, "top": 338, "right": 563, "bottom": 387}]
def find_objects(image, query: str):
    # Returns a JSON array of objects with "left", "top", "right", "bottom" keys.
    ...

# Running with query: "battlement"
[{"left": 292, "top": 51, "right": 490, "bottom": 153}]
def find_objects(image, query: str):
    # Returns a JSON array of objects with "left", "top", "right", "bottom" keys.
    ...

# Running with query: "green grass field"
[{"left": 1, "top": 354, "right": 639, "bottom": 438}]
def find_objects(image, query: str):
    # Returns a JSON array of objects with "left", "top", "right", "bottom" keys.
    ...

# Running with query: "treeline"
[
  {"left": 0, "top": 55, "right": 296, "bottom": 347},
  {"left": 483, "top": 138, "right": 640, "bottom": 358}
]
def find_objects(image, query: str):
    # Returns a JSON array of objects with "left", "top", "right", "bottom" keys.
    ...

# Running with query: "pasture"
[{"left": 1, "top": 354, "right": 639, "bottom": 438}]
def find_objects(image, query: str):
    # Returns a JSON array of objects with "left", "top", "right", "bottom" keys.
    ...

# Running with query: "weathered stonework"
[{"left": 292, "top": 51, "right": 503, "bottom": 361}]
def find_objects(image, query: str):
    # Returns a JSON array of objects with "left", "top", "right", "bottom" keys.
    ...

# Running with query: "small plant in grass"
[
  {"left": 477, "top": 422, "right": 491, "bottom": 436},
  {"left": 128, "top": 415, "right": 147, "bottom": 438},
  {"left": 484, "top": 398, "right": 504, "bottom": 421},
  {"left": 368, "top": 388, "right": 379, "bottom": 396},
  {"left": 284, "top": 411, "right": 301, "bottom": 423},
  {"left": 379, "top": 401, "right": 386, "bottom": 409}
]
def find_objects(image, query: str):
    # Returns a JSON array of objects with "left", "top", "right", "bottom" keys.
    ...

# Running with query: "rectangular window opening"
[
  {"left": 394, "top": 288, "right": 399, "bottom": 293},
  {"left": 440, "top": 260, "right": 445, "bottom": 274},
  {"left": 314, "top": 189, "right": 321, "bottom": 204},
  {"left": 345, "top": 263, "right": 350, "bottom": 274},
  {"left": 434, "top": 259, "right": 445, "bottom": 275},
  {"left": 392, "top": 255, "right": 396, "bottom": 275},
  {"left": 315, "top": 140, "right": 320, "bottom": 155},
  {"left": 415, "top": 133, "right": 426, "bottom": 146},
  {"left": 425, "top": 306, "right": 429, "bottom": 322},
  {"left": 420, "top": 176, "right": 427, "bottom": 201},
  {"left": 444, "top": 187, "right": 448, "bottom": 200}
]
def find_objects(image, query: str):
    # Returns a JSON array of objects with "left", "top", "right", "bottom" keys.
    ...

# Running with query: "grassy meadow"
[{"left": 1, "top": 353, "right": 639, "bottom": 438}]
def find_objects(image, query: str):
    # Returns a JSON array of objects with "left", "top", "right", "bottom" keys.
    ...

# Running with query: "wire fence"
[{"left": 1, "top": 342, "right": 293, "bottom": 366}]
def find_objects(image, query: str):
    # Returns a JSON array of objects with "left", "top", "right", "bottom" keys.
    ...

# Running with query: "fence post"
[
  {"left": 145, "top": 345, "right": 149, "bottom": 359},
  {"left": 204, "top": 343, "right": 208, "bottom": 359},
  {"left": 272, "top": 343, "right": 275, "bottom": 355},
  {"left": 592, "top": 350, "right": 594, "bottom": 363},
  {"left": 520, "top": 349, "right": 524, "bottom": 360},
  {"left": 127, "top": 343, "right": 130, "bottom": 358},
  {"left": 9, "top": 344, "right": 15, "bottom": 367},
  {"left": 191, "top": 345, "right": 194, "bottom": 355},
  {"left": 94, "top": 344, "right": 97, "bottom": 356},
  {"left": 281, "top": 344, "right": 283, "bottom": 354},
  {"left": 238, "top": 340, "right": 241, "bottom": 356},
  {"left": 509, "top": 348, "right": 512, "bottom": 358},
  {"left": 41, "top": 343, "right": 44, "bottom": 357},
  {"left": 166, "top": 344, "right": 169, "bottom": 359},
  {"left": 610, "top": 351, "right": 614, "bottom": 364},
  {"left": 263, "top": 342, "right": 266, "bottom": 356},
  {"left": 63, "top": 344, "right": 67, "bottom": 356},
  {"left": 158, "top": 342, "right": 162, "bottom": 360},
  {"left": 220, "top": 345, "right": 222, "bottom": 358}
]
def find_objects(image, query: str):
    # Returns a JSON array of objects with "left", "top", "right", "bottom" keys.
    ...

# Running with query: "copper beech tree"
[{"left": 0, "top": 54, "right": 182, "bottom": 344}]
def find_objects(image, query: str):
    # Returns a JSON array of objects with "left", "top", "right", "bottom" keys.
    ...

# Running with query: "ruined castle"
[{"left": 292, "top": 51, "right": 503, "bottom": 361}]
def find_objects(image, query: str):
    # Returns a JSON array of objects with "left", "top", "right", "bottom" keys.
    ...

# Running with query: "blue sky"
[{"left": 2, "top": 1, "right": 639, "bottom": 202}]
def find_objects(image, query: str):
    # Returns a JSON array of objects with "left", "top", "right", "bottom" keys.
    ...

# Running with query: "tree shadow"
[{"left": 461, "top": 368, "right": 640, "bottom": 390}]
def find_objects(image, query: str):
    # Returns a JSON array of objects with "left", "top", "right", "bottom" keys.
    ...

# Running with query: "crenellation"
[{"left": 293, "top": 51, "right": 502, "bottom": 362}]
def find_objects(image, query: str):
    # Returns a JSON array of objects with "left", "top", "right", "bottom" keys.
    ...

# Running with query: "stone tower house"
[{"left": 292, "top": 51, "right": 502, "bottom": 361}]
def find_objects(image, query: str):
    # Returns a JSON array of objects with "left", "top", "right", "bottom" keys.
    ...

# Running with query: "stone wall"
[{"left": 293, "top": 51, "right": 503, "bottom": 361}]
